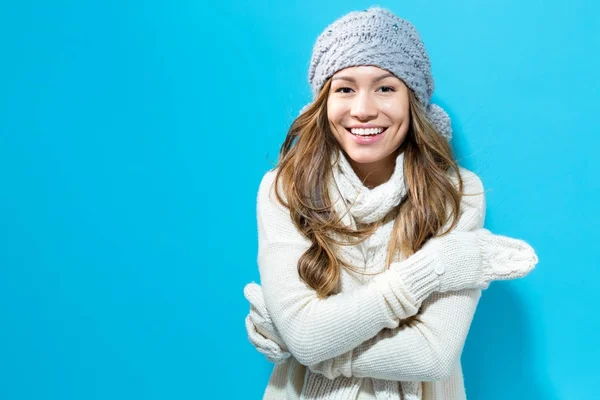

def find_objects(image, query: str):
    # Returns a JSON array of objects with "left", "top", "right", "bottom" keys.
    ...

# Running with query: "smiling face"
[{"left": 327, "top": 65, "right": 411, "bottom": 186}]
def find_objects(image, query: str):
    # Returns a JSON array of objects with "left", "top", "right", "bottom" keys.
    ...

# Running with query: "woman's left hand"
[{"left": 243, "top": 282, "right": 291, "bottom": 363}]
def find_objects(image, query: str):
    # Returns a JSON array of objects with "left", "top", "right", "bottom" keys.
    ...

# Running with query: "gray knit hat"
[{"left": 300, "top": 6, "right": 452, "bottom": 141}]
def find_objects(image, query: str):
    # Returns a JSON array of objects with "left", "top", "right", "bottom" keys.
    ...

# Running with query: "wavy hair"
[{"left": 271, "top": 76, "right": 466, "bottom": 298}]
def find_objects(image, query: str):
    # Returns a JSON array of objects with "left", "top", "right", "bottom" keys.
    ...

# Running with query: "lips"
[{"left": 345, "top": 127, "right": 388, "bottom": 136}]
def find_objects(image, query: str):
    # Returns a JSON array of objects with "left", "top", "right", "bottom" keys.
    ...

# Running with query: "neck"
[
  {"left": 349, "top": 149, "right": 399, "bottom": 189},
  {"left": 331, "top": 147, "right": 408, "bottom": 225}
]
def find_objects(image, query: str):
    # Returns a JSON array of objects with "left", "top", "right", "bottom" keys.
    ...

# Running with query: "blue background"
[{"left": 1, "top": 1, "right": 598, "bottom": 399}]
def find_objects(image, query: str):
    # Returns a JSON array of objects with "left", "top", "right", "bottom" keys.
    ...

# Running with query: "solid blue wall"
[{"left": 0, "top": 1, "right": 597, "bottom": 399}]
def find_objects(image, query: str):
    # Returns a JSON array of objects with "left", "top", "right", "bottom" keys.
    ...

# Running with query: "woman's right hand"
[{"left": 417, "top": 228, "right": 539, "bottom": 292}]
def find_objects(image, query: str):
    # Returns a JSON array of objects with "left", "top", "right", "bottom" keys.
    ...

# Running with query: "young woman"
[{"left": 244, "top": 6, "right": 538, "bottom": 400}]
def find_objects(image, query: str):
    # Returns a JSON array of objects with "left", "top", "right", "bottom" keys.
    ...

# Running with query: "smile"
[{"left": 346, "top": 127, "right": 388, "bottom": 136}]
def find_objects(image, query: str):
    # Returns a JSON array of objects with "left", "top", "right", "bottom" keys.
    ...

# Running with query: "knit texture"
[
  {"left": 251, "top": 158, "right": 538, "bottom": 399},
  {"left": 254, "top": 162, "right": 488, "bottom": 399},
  {"left": 300, "top": 6, "right": 453, "bottom": 140},
  {"left": 330, "top": 148, "right": 407, "bottom": 224}
]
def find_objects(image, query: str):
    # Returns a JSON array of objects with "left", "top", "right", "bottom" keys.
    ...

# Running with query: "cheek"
[
  {"left": 326, "top": 105, "right": 345, "bottom": 126},
  {"left": 327, "top": 100, "right": 341, "bottom": 117},
  {"left": 381, "top": 102, "right": 409, "bottom": 122}
]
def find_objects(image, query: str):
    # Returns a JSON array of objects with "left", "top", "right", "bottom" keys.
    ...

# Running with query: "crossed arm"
[
  {"left": 305, "top": 287, "right": 481, "bottom": 381},
  {"left": 255, "top": 167, "right": 486, "bottom": 381}
]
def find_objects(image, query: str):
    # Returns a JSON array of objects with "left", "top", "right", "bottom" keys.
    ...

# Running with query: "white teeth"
[{"left": 350, "top": 127, "right": 385, "bottom": 135}]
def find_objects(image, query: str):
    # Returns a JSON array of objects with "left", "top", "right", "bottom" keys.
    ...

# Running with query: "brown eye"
[
  {"left": 378, "top": 86, "right": 395, "bottom": 93},
  {"left": 334, "top": 87, "right": 353, "bottom": 93}
]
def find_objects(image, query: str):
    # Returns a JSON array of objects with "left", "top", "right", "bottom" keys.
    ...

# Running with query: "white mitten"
[
  {"left": 415, "top": 228, "right": 537, "bottom": 290},
  {"left": 243, "top": 282, "right": 290, "bottom": 363},
  {"left": 390, "top": 228, "right": 539, "bottom": 304},
  {"left": 428, "top": 228, "right": 538, "bottom": 290},
  {"left": 476, "top": 228, "right": 539, "bottom": 286}
]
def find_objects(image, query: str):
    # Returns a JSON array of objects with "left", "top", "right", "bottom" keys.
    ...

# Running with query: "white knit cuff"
[{"left": 390, "top": 249, "right": 440, "bottom": 306}]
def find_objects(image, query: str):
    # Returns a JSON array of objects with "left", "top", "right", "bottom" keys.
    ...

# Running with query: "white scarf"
[
  {"left": 326, "top": 147, "right": 422, "bottom": 400},
  {"left": 330, "top": 147, "right": 408, "bottom": 224}
]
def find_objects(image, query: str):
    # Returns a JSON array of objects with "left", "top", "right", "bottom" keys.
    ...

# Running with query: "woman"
[{"left": 244, "top": 6, "right": 538, "bottom": 400}]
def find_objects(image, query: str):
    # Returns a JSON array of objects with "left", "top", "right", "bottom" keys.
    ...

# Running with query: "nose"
[{"left": 350, "top": 91, "right": 378, "bottom": 120}]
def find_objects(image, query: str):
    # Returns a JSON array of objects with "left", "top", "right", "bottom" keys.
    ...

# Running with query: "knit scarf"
[
  {"left": 330, "top": 147, "right": 408, "bottom": 224},
  {"left": 324, "top": 147, "right": 422, "bottom": 400}
]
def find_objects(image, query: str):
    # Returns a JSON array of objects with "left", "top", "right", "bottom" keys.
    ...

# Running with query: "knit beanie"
[{"left": 300, "top": 6, "right": 453, "bottom": 141}]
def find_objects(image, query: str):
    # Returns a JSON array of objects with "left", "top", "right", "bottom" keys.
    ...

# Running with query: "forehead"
[{"left": 331, "top": 66, "right": 399, "bottom": 82}]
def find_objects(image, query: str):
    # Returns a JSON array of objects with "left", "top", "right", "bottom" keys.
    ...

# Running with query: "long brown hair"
[{"left": 271, "top": 76, "right": 466, "bottom": 298}]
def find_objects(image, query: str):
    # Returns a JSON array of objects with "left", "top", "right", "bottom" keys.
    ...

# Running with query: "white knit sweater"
[{"left": 256, "top": 151, "right": 487, "bottom": 399}]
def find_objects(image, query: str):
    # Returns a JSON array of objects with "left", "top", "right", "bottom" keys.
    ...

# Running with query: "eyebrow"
[{"left": 331, "top": 72, "right": 395, "bottom": 83}]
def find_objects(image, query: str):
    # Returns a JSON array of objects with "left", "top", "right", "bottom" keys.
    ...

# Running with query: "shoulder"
[
  {"left": 447, "top": 166, "right": 486, "bottom": 231},
  {"left": 258, "top": 168, "right": 278, "bottom": 195},
  {"left": 257, "top": 168, "right": 284, "bottom": 212},
  {"left": 448, "top": 166, "right": 484, "bottom": 195},
  {"left": 256, "top": 168, "right": 310, "bottom": 247}
]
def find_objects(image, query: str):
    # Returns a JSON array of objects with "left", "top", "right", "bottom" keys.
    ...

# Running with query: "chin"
[{"left": 342, "top": 146, "right": 387, "bottom": 165}]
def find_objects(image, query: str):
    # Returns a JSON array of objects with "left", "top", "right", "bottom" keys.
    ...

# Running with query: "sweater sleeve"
[
  {"left": 356, "top": 288, "right": 481, "bottom": 381},
  {"left": 256, "top": 169, "right": 445, "bottom": 366},
  {"left": 308, "top": 288, "right": 482, "bottom": 381},
  {"left": 305, "top": 167, "right": 487, "bottom": 380}
]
